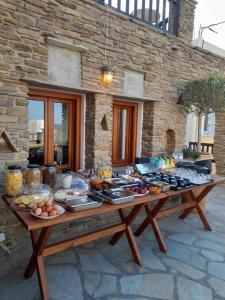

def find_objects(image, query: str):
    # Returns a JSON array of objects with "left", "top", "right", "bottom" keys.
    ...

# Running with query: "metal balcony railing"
[{"left": 96, "top": 0, "right": 179, "bottom": 35}]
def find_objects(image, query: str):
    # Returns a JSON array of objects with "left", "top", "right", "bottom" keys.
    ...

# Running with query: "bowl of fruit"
[
  {"left": 128, "top": 185, "right": 149, "bottom": 196},
  {"left": 150, "top": 186, "right": 161, "bottom": 195},
  {"left": 30, "top": 200, "right": 65, "bottom": 219}
]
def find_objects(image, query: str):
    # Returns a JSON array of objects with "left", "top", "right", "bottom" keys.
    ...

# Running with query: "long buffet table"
[{"left": 2, "top": 176, "right": 225, "bottom": 300}]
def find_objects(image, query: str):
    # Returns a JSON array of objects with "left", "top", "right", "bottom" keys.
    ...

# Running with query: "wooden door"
[{"left": 112, "top": 101, "right": 138, "bottom": 167}]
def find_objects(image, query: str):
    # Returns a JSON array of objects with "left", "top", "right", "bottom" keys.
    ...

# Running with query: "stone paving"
[{"left": 1, "top": 185, "right": 225, "bottom": 300}]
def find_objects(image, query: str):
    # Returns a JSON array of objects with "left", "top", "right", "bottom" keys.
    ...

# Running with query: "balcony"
[{"left": 96, "top": 0, "right": 179, "bottom": 35}]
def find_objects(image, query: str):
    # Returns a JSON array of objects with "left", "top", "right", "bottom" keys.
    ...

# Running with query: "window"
[
  {"left": 203, "top": 113, "right": 215, "bottom": 136},
  {"left": 28, "top": 90, "right": 81, "bottom": 170},
  {"left": 112, "top": 101, "right": 138, "bottom": 166}
]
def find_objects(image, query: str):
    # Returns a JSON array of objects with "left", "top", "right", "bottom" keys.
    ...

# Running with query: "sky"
[{"left": 194, "top": 0, "right": 225, "bottom": 49}]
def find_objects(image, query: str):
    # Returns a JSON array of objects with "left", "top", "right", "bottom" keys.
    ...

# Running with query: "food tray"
[
  {"left": 54, "top": 188, "right": 87, "bottom": 203},
  {"left": 104, "top": 178, "right": 134, "bottom": 187},
  {"left": 65, "top": 196, "right": 102, "bottom": 212},
  {"left": 150, "top": 181, "right": 171, "bottom": 192},
  {"left": 100, "top": 188, "right": 136, "bottom": 204}
]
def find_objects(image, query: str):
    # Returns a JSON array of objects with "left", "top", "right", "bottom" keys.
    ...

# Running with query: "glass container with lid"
[
  {"left": 25, "top": 164, "right": 41, "bottom": 186},
  {"left": 54, "top": 173, "right": 90, "bottom": 202},
  {"left": 13, "top": 184, "right": 53, "bottom": 210},
  {"left": 6, "top": 166, "right": 23, "bottom": 197},
  {"left": 97, "top": 166, "right": 112, "bottom": 179},
  {"left": 61, "top": 168, "right": 73, "bottom": 189},
  {"left": 42, "top": 164, "right": 56, "bottom": 189}
]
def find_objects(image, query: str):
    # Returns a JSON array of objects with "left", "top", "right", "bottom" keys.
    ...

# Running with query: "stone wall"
[
  {"left": 0, "top": 0, "right": 225, "bottom": 257},
  {"left": 85, "top": 93, "right": 113, "bottom": 168},
  {"left": 214, "top": 112, "right": 225, "bottom": 175}
]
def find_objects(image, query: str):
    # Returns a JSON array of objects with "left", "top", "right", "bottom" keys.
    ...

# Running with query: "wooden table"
[
  {"left": 2, "top": 176, "right": 224, "bottom": 300},
  {"left": 110, "top": 176, "right": 225, "bottom": 253},
  {"left": 2, "top": 192, "right": 166, "bottom": 300}
]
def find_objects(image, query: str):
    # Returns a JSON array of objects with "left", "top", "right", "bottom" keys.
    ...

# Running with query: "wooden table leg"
[
  {"left": 179, "top": 185, "right": 214, "bottom": 231},
  {"left": 24, "top": 226, "right": 52, "bottom": 279},
  {"left": 109, "top": 203, "right": 145, "bottom": 246},
  {"left": 36, "top": 255, "right": 50, "bottom": 300},
  {"left": 135, "top": 197, "right": 170, "bottom": 253},
  {"left": 118, "top": 208, "right": 143, "bottom": 266}
]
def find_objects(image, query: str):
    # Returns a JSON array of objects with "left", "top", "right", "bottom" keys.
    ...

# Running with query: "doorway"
[{"left": 112, "top": 101, "right": 138, "bottom": 167}]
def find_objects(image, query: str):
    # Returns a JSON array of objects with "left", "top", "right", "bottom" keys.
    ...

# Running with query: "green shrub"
[{"left": 182, "top": 147, "right": 201, "bottom": 160}]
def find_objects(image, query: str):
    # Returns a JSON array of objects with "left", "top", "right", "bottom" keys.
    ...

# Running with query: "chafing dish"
[
  {"left": 99, "top": 188, "right": 136, "bottom": 204},
  {"left": 65, "top": 195, "right": 102, "bottom": 212}
]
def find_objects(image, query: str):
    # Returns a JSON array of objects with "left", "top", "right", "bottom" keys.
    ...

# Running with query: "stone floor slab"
[
  {"left": 120, "top": 274, "right": 174, "bottom": 299},
  {"left": 167, "top": 233, "right": 197, "bottom": 246},
  {"left": 177, "top": 278, "right": 212, "bottom": 300},
  {"left": 201, "top": 249, "right": 224, "bottom": 262},
  {"left": 207, "top": 277, "right": 225, "bottom": 298},
  {"left": 141, "top": 246, "right": 166, "bottom": 271},
  {"left": 47, "top": 265, "right": 83, "bottom": 300},
  {"left": 208, "top": 262, "right": 225, "bottom": 280},
  {"left": 162, "top": 258, "right": 206, "bottom": 280},
  {"left": 195, "top": 239, "right": 225, "bottom": 254},
  {"left": 166, "top": 240, "right": 207, "bottom": 271},
  {"left": 78, "top": 248, "right": 119, "bottom": 274}
]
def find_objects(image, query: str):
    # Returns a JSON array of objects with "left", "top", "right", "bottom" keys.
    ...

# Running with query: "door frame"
[
  {"left": 28, "top": 89, "right": 81, "bottom": 171},
  {"left": 112, "top": 100, "right": 138, "bottom": 167}
]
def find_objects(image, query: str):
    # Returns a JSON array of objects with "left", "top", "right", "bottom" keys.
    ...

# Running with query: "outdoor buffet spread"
[
  {"left": 5, "top": 157, "right": 215, "bottom": 219},
  {"left": 2, "top": 158, "right": 225, "bottom": 300}
]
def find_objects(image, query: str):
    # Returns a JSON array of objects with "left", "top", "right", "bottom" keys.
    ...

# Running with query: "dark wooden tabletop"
[{"left": 2, "top": 176, "right": 225, "bottom": 231}]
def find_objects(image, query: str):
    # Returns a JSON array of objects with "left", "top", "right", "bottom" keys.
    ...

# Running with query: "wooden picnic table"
[{"left": 2, "top": 175, "right": 225, "bottom": 300}]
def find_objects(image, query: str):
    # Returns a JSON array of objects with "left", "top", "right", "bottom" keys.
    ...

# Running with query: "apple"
[{"left": 139, "top": 187, "right": 148, "bottom": 194}]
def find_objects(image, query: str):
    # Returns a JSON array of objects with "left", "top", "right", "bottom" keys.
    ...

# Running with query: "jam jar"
[
  {"left": 42, "top": 164, "right": 56, "bottom": 189},
  {"left": 6, "top": 166, "right": 23, "bottom": 197}
]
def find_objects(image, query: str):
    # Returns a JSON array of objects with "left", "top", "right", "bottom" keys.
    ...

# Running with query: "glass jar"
[
  {"left": 97, "top": 166, "right": 112, "bottom": 179},
  {"left": 25, "top": 164, "right": 41, "bottom": 186},
  {"left": 61, "top": 168, "right": 73, "bottom": 189},
  {"left": 42, "top": 164, "right": 56, "bottom": 189},
  {"left": 13, "top": 184, "right": 53, "bottom": 210},
  {"left": 6, "top": 166, "right": 23, "bottom": 197}
]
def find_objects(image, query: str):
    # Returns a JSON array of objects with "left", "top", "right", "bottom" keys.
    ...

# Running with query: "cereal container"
[
  {"left": 25, "top": 164, "right": 41, "bottom": 186},
  {"left": 6, "top": 166, "right": 23, "bottom": 197},
  {"left": 42, "top": 164, "right": 56, "bottom": 189}
]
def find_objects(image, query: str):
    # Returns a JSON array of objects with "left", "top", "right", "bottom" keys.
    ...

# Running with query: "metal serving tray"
[
  {"left": 100, "top": 188, "right": 136, "bottom": 205},
  {"left": 65, "top": 196, "right": 102, "bottom": 212},
  {"left": 104, "top": 178, "right": 134, "bottom": 187}
]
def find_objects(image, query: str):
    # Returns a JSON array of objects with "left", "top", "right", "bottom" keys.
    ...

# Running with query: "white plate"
[
  {"left": 30, "top": 205, "right": 65, "bottom": 220},
  {"left": 10, "top": 203, "right": 30, "bottom": 211}
]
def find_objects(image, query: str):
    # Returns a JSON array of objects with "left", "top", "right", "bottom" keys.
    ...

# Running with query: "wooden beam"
[{"left": 42, "top": 224, "right": 126, "bottom": 257}]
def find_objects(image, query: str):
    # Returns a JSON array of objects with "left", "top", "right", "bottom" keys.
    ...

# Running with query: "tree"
[{"left": 182, "top": 73, "right": 225, "bottom": 151}]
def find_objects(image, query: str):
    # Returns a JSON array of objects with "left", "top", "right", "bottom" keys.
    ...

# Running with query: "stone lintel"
[
  {"left": 46, "top": 37, "right": 89, "bottom": 52},
  {"left": 21, "top": 79, "right": 161, "bottom": 103}
]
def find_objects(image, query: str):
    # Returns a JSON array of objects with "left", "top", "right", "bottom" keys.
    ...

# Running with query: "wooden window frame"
[
  {"left": 28, "top": 89, "right": 81, "bottom": 171},
  {"left": 112, "top": 100, "right": 138, "bottom": 167}
]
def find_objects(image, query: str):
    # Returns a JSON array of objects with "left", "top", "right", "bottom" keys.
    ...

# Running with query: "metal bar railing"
[{"left": 95, "top": 0, "right": 179, "bottom": 35}]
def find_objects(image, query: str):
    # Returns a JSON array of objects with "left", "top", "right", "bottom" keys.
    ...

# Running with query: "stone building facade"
[{"left": 0, "top": 0, "right": 225, "bottom": 253}]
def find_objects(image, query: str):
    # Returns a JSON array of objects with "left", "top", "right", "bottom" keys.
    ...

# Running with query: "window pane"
[
  {"left": 54, "top": 103, "right": 69, "bottom": 165},
  {"left": 28, "top": 100, "right": 44, "bottom": 165},
  {"left": 116, "top": 109, "right": 127, "bottom": 160}
]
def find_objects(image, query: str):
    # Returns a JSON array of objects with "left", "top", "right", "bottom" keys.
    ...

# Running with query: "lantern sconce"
[{"left": 101, "top": 65, "right": 114, "bottom": 85}]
